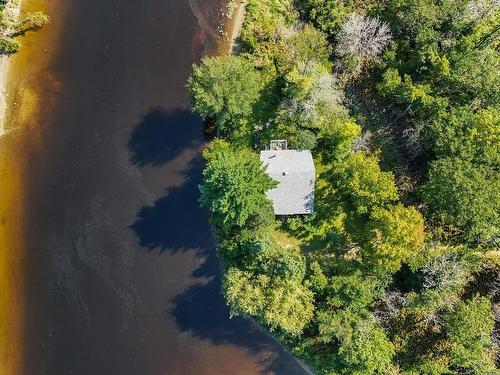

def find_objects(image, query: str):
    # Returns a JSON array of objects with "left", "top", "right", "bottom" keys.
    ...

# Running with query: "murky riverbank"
[
  {"left": 0, "top": 1, "right": 59, "bottom": 372},
  {"left": 0, "top": 0, "right": 308, "bottom": 374}
]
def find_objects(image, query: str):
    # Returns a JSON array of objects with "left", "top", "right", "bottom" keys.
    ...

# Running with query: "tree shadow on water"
[
  {"left": 167, "top": 211, "right": 309, "bottom": 374},
  {"left": 170, "top": 274, "right": 265, "bottom": 350},
  {"left": 128, "top": 109, "right": 308, "bottom": 373},
  {"left": 128, "top": 107, "right": 202, "bottom": 167},
  {"left": 170, "top": 259, "right": 310, "bottom": 374},
  {"left": 130, "top": 165, "right": 307, "bottom": 373},
  {"left": 130, "top": 156, "right": 212, "bottom": 253}
]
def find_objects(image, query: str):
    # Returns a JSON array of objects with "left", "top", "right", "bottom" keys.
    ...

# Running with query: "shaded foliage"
[{"left": 188, "top": 0, "right": 500, "bottom": 373}]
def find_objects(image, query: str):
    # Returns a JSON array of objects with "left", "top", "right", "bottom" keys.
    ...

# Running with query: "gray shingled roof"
[{"left": 260, "top": 150, "right": 316, "bottom": 215}]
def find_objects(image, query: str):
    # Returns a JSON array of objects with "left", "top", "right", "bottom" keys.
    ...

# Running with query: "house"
[{"left": 260, "top": 148, "right": 316, "bottom": 215}]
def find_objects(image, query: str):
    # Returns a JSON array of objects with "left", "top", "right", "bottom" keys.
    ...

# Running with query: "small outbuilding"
[{"left": 260, "top": 149, "right": 316, "bottom": 215}]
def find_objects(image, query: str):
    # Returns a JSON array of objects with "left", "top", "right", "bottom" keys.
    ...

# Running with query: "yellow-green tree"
[
  {"left": 331, "top": 152, "right": 398, "bottom": 214},
  {"left": 361, "top": 204, "right": 425, "bottom": 272}
]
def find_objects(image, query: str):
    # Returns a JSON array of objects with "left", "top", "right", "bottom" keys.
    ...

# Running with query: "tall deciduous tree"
[
  {"left": 331, "top": 152, "right": 398, "bottom": 214},
  {"left": 319, "top": 119, "right": 361, "bottom": 163},
  {"left": 422, "top": 157, "right": 500, "bottom": 244},
  {"left": 296, "top": 0, "right": 355, "bottom": 37},
  {"left": 199, "top": 140, "right": 276, "bottom": 233},
  {"left": 336, "top": 14, "right": 392, "bottom": 59},
  {"left": 362, "top": 204, "right": 425, "bottom": 272},
  {"left": 223, "top": 250, "right": 314, "bottom": 336},
  {"left": 187, "top": 55, "right": 262, "bottom": 136},
  {"left": 223, "top": 267, "right": 315, "bottom": 336},
  {"left": 280, "top": 24, "right": 331, "bottom": 75},
  {"left": 338, "top": 320, "right": 395, "bottom": 374},
  {"left": 430, "top": 106, "right": 500, "bottom": 167},
  {"left": 444, "top": 296, "right": 497, "bottom": 373}
]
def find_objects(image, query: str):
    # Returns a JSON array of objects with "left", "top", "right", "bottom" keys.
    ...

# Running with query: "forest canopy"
[{"left": 190, "top": 0, "right": 500, "bottom": 373}]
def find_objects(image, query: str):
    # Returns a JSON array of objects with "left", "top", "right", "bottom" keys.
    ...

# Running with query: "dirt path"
[{"left": 220, "top": 0, "right": 247, "bottom": 54}]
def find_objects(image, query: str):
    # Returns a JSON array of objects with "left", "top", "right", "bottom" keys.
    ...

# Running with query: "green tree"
[
  {"left": 308, "top": 261, "right": 328, "bottom": 294},
  {"left": 278, "top": 24, "right": 331, "bottom": 76},
  {"left": 16, "top": 11, "right": 49, "bottom": 31},
  {"left": 449, "top": 47, "right": 500, "bottom": 107},
  {"left": 317, "top": 308, "right": 366, "bottom": 345},
  {"left": 293, "top": 128, "right": 317, "bottom": 150},
  {"left": 266, "top": 245, "right": 306, "bottom": 281},
  {"left": 362, "top": 204, "right": 425, "bottom": 272},
  {"left": 377, "top": 0, "right": 500, "bottom": 111},
  {"left": 444, "top": 296, "right": 497, "bottom": 374},
  {"left": 430, "top": 106, "right": 500, "bottom": 167},
  {"left": 187, "top": 55, "right": 262, "bottom": 136},
  {"left": 223, "top": 268, "right": 266, "bottom": 317},
  {"left": 199, "top": 140, "right": 276, "bottom": 233},
  {"left": 331, "top": 152, "right": 398, "bottom": 214},
  {"left": 318, "top": 306, "right": 395, "bottom": 375},
  {"left": 338, "top": 320, "right": 395, "bottom": 375},
  {"left": 239, "top": 0, "right": 298, "bottom": 59},
  {"left": 262, "top": 277, "right": 315, "bottom": 335},
  {"left": 325, "top": 272, "right": 378, "bottom": 311},
  {"left": 319, "top": 119, "right": 361, "bottom": 163},
  {"left": 218, "top": 228, "right": 275, "bottom": 268},
  {"left": 296, "top": 0, "right": 353, "bottom": 37},
  {"left": 401, "top": 356, "right": 451, "bottom": 375},
  {"left": 222, "top": 229, "right": 307, "bottom": 280},
  {"left": 376, "top": 67, "right": 442, "bottom": 110},
  {"left": 223, "top": 267, "right": 314, "bottom": 336},
  {"left": 422, "top": 158, "right": 500, "bottom": 244},
  {"left": 0, "top": 36, "right": 20, "bottom": 53},
  {"left": 222, "top": 230, "right": 313, "bottom": 336}
]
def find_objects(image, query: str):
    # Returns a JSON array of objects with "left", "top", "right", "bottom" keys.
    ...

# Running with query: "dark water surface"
[{"left": 9, "top": 0, "right": 309, "bottom": 374}]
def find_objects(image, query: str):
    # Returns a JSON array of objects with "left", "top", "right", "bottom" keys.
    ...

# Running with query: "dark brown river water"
[{"left": 1, "top": 0, "right": 310, "bottom": 374}]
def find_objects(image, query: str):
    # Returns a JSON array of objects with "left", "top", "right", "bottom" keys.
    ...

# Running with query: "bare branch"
[
  {"left": 464, "top": 0, "right": 500, "bottom": 23},
  {"left": 336, "top": 15, "right": 392, "bottom": 59},
  {"left": 374, "top": 291, "right": 407, "bottom": 327},
  {"left": 421, "top": 254, "right": 468, "bottom": 290}
]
